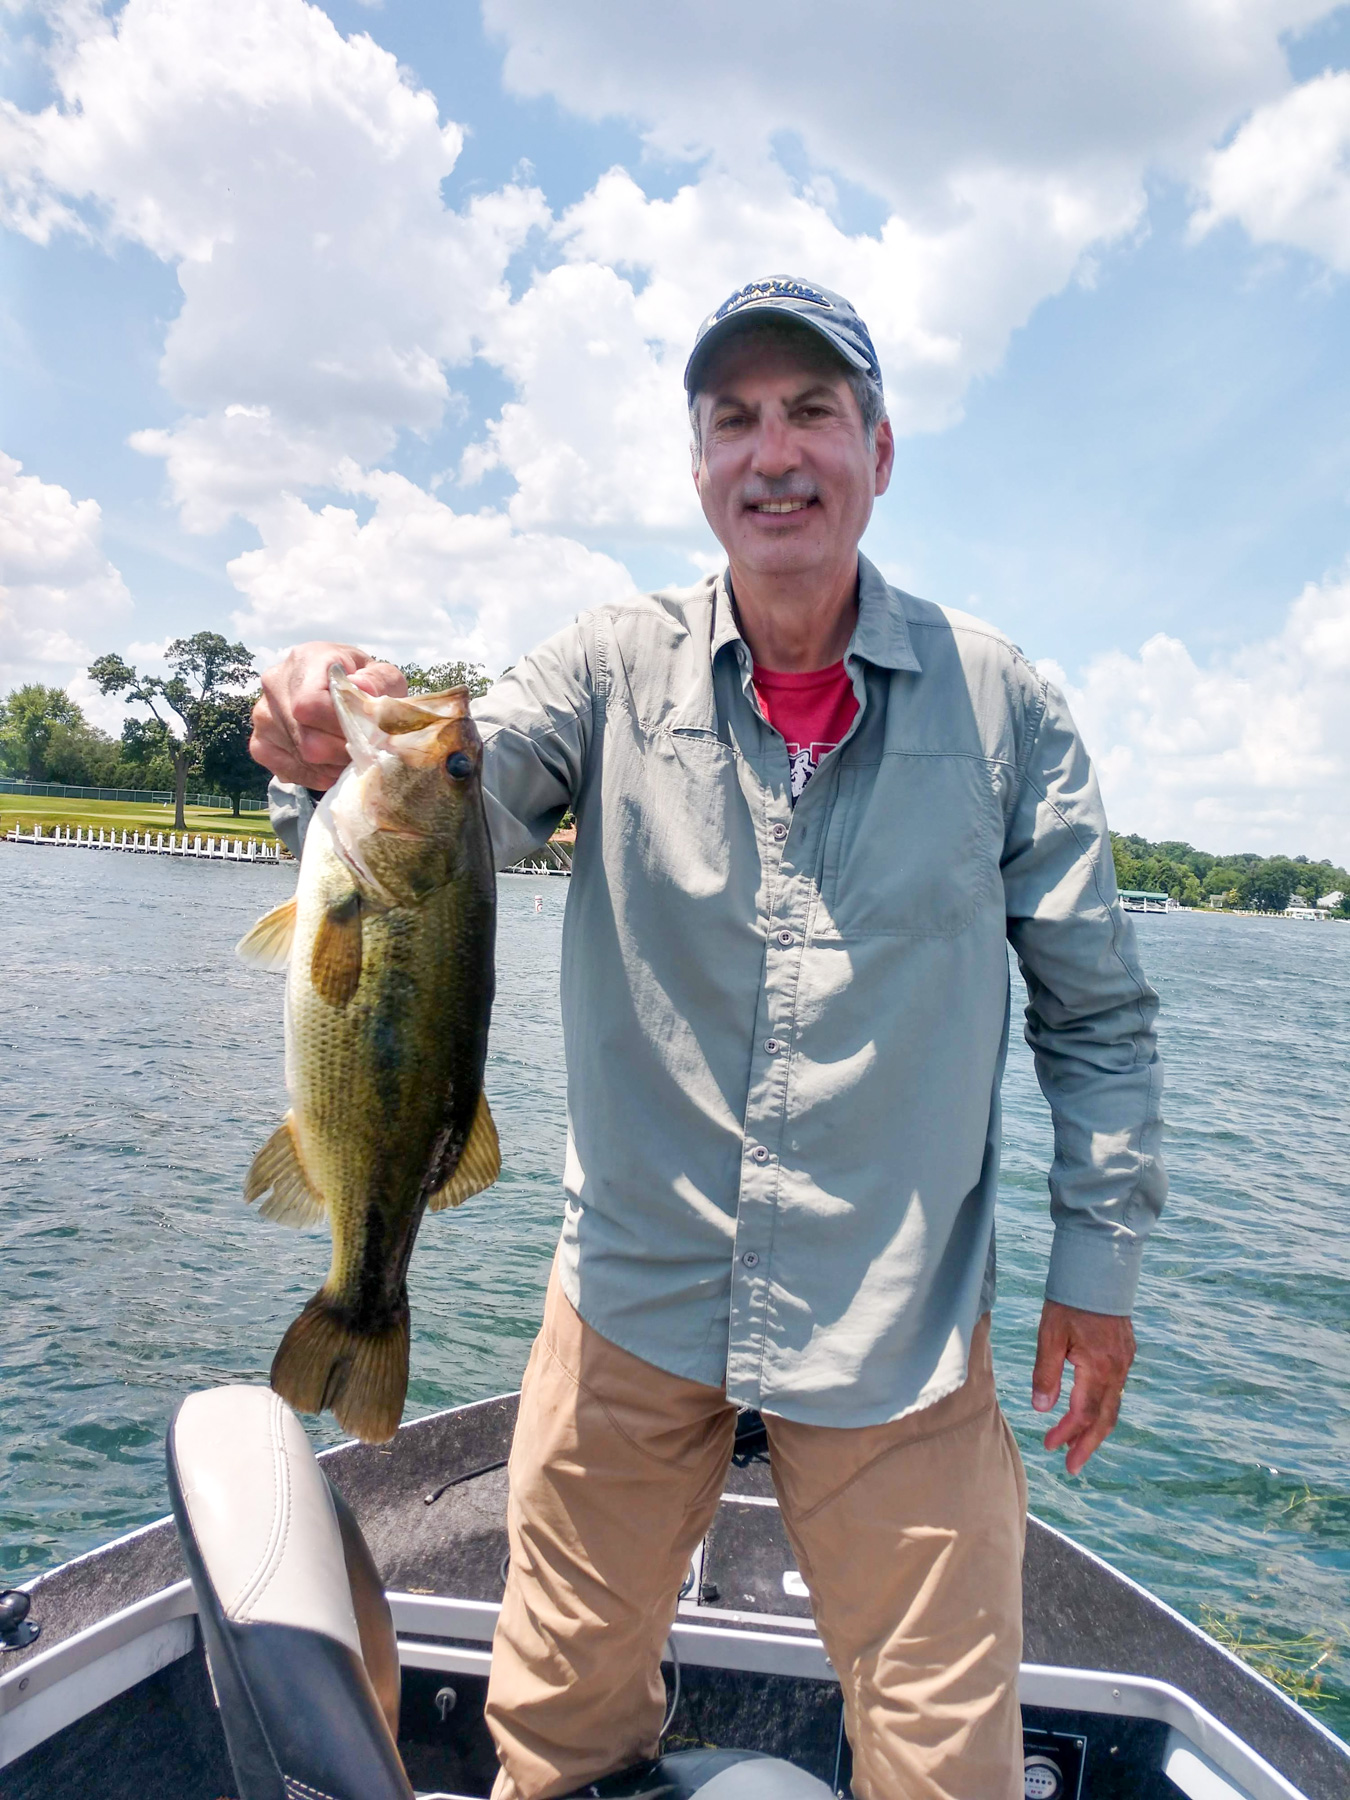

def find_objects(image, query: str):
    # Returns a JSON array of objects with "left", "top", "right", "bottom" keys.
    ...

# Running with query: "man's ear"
[{"left": 873, "top": 417, "right": 895, "bottom": 498}]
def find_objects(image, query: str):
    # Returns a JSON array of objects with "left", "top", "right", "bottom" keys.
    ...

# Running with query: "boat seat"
[
  {"left": 167, "top": 1384, "right": 413, "bottom": 1800},
  {"left": 567, "top": 1749, "right": 834, "bottom": 1797}
]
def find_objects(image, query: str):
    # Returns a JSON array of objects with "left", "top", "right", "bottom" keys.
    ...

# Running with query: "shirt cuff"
[
  {"left": 268, "top": 777, "right": 314, "bottom": 861},
  {"left": 1044, "top": 1222, "right": 1144, "bottom": 1317}
]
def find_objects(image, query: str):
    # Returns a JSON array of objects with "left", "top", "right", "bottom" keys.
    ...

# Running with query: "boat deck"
[{"left": 4, "top": 1394, "right": 1347, "bottom": 1799}]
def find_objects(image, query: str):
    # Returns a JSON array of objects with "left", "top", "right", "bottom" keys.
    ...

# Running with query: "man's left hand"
[{"left": 1031, "top": 1301, "right": 1136, "bottom": 1475}]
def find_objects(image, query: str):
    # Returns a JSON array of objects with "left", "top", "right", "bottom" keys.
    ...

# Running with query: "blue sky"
[{"left": 3, "top": 0, "right": 1350, "bottom": 860}]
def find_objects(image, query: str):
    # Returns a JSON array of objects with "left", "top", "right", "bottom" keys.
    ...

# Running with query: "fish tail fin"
[{"left": 270, "top": 1292, "right": 410, "bottom": 1444}]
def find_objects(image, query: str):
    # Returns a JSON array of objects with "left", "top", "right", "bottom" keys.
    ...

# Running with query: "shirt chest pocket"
[
  {"left": 812, "top": 755, "right": 1003, "bottom": 939},
  {"left": 628, "top": 727, "right": 745, "bottom": 901}
]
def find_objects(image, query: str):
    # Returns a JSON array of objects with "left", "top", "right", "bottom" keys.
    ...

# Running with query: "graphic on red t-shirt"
[{"left": 752, "top": 661, "right": 858, "bottom": 801}]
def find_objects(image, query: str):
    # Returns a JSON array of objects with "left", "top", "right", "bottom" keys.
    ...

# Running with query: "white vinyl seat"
[{"left": 167, "top": 1384, "right": 412, "bottom": 1800}]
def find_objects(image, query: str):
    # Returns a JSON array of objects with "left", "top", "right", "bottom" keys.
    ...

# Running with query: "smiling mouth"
[{"left": 747, "top": 497, "right": 817, "bottom": 515}]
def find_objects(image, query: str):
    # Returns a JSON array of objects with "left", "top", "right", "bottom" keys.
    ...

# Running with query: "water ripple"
[{"left": 1, "top": 857, "right": 1345, "bottom": 1737}]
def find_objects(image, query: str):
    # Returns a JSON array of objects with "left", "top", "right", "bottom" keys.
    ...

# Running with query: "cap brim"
[{"left": 683, "top": 305, "right": 873, "bottom": 397}]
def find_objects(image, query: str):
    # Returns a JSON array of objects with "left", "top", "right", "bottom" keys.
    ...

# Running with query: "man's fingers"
[
  {"left": 250, "top": 641, "right": 403, "bottom": 790},
  {"left": 348, "top": 659, "right": 407, "bottom": 699},
  {"left": 1041, "top": 1370, "right": 1101, "bottom": 1453},
  {"left": 1032, "top": 1301, "right": 1134, "bottom": 1473},
  {"left": 1056, "top": 1381, "right": 1123, "bottom": 1476},
  {"left": 1064, "top": 1403, "right": 1121, "bottom": 1476},
  {"left": 284, "top": 653, "right": 406, "bottom": 764}
]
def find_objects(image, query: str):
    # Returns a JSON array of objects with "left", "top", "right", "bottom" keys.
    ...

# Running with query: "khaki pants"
[{"left": 486, "top": 1273, "right": 1028, "bottom": 1800}]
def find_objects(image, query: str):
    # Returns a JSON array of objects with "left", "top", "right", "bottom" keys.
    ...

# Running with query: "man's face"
[{"left": 692, "top": 332, "right": 894, "bottom": 584}]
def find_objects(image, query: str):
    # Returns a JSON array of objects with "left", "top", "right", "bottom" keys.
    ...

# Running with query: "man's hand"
[
  {"left": 1031, "top": 1300, "right": 1135, "bottom": 1476},
  {"left": 250, "top": 643, "right": 407, "bottom": 790}
]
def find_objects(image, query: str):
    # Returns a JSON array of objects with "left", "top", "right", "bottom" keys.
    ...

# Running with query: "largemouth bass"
[{"left": 236, "top": 668, "right": 498, "bottom": 1442}]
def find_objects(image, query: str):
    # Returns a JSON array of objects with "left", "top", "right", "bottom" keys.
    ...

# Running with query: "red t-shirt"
[{"left": 752, "top": 661, "right": 858, "bottom": 802}]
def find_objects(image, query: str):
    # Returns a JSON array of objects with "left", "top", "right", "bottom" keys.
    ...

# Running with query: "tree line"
[
  {"left": 1112, "top": 833, "right": 1350, "bottom": 915},
  {"left": 27, "top": 654, "right": 1330, "bottom": 907},
  {"left": 1, "top": 643, "right": 493, "bottom": 829},
  {"left": 1, "top": 633, "right": 269, "bottom": 827}
]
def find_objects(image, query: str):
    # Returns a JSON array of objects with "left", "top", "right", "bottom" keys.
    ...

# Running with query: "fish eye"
[{"left": 445, "top": 750, "right": 474, "bottom": 780}]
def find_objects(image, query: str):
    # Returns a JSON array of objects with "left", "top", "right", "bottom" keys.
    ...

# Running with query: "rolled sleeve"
[{"left": 1002, "top": 679, "right": 1167, "bottom": 1316}]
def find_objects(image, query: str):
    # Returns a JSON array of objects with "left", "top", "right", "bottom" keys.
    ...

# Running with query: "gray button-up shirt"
[{"left": 273, "top": 556, "right": 1165, "bottom": 1427}]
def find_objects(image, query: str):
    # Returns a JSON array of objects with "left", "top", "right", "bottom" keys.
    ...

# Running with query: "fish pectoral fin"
[
  {"left": 244, "top": 1114, "right": 327, "bottom": 1227},
  {"left": 311, "top": 891, "right": 363, "bottom": 1006},
  {"left": 235, "top": 897, "right": 298, "bottom": 971},
  {"left": 427, "top": 1090, "right": 502, "bottom": 1211}
]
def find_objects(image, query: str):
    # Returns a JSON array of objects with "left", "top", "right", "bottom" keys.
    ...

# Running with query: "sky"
[{"left": 2, "top": 0, "right": 1350, "bottom": 862}]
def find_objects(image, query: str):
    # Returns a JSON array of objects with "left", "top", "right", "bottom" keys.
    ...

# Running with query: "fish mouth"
[{"left": 330, "top": 666, "right": 478, "bottom": 772}]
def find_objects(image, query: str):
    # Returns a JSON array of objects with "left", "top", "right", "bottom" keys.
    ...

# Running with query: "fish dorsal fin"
[
  {"left": 311, "top": 892, "right": 363, "bottom": 1006},
  {"left": 427, "top": 1090, "right": 501, "bottom": 1211},
  {"left": 235, "top": 897, "right": 298, "bottom": 971},
  {"left": 244, "top": 1114, "right": 326, "bottom": 1227}
]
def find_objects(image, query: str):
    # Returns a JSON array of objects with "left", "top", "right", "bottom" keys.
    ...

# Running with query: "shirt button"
[
  {"left": 764, "top": 1038, "right": 783, "bottom": 1054},
  {"left": 772, "top": 823, "right": 788, "bottom": 842},
  {"left": 775, "top": 929, "right": 794, "bottom": 947},
  {"left": 742, "top": 1251, "right": 760, "bottom": 1267},
  {"left": 750, "top": 1145, "right": 770, "bottom": 1163}
]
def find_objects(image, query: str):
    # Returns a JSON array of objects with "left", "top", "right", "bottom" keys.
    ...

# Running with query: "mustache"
[{"left": 739, "top": 480, "right": 819, "bottom": 505}]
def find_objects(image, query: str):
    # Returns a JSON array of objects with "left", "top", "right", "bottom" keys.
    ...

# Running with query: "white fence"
[{"left": 4, "top": 823, "right": 290, "bottom": 862}]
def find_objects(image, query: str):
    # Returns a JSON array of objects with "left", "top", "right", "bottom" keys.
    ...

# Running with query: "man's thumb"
[{"left": 1032, "top": 1315, "right": 1067, "bottom": 1413}]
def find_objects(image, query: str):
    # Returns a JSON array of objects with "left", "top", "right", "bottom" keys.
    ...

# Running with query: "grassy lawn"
[{"left": 1, "top": 793, "right": 277, "bottom": 842}]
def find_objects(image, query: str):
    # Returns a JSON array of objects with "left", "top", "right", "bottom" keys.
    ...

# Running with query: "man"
[{"left": 252, "top": 276, "right": 1165, "bottom": 1800}]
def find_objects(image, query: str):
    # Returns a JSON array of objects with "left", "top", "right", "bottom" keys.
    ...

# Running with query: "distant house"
[
  {"left": 1317, "top": 891, "right": 1344, "bottom": 911},
  {"left": 1285, "top": 902, "right": 1321, "bottom": 921}
]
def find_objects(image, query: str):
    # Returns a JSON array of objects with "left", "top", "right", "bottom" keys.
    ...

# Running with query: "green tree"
[
  {"left": 398, "top": 658, "right": 492, "bottom": 698},
  {"left": 198, "top": 692, "right": 269, "bottom": 815},
  {"left": 89, "top": 633, "right": 255, "bottom": 830},
  {"left": 119, "top": 716, "right": 182, "bottom": 792},
  {"left": 42, "top": 719, "right": 124, "bottom": 787},
  {"left": 1203, "top": 864, "right": 1245, "bottom": 897},
  {"left": 0, "top": 683, "right": 82, "bottom": 780},
  {"left": 1238, "top": 867, "right": 1294, "bottom": 913}
]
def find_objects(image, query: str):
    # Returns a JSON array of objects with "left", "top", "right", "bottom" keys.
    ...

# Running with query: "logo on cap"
[{"left": 712, "top": 278, "right": 834, "bottom": 324}]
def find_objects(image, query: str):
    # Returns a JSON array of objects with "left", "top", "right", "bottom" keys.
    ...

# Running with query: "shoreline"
[{"left": 3, "top": 822, "right": 290, "bottom": 863}]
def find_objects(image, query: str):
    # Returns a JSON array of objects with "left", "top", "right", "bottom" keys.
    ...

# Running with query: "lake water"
[{"left": 2, "top": 848, "right": 1347, "bottom": 1739}]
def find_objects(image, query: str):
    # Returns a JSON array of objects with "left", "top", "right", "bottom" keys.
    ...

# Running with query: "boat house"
[{"left": 1119, "top": 889, "right": 1170, "bottom": 914}]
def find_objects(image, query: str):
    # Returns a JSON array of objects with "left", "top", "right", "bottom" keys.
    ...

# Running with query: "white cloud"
[
  {"left": 6, "top": 0, "right": 1350, "bottom": 734},
  {"left": 1193, "top": 68, "right": 1350, "bottom": 269},
  {"left": 0, "top": 452, "right": 132, "bottom": 693},
  {"left": 462, "top": 0, "right": 1345, "bottom": 544},
  {"left": 1049, "top": 570, "right": 1350, "bottom": 862},
  {"left": 226, "top": 463, "right": 637, "bottom": 674},
  {"left": 458, "top": 156, "right": 1148, "bottom": 545},
  {"left": 484, "top": 0, "right": 1328, "bottom": 200},
  {"left": 2, "top": 0, "right": 548, "bottom": 526}
]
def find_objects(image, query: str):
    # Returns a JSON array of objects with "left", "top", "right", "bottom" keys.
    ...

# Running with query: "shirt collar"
[{"left": 710, "top": 554, "right": 922, "bottom": 675}]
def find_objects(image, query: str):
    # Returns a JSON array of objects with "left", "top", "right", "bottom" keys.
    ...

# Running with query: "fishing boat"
[{"left": 2, "top": 1387, "right": 1346, "bottom": 1800}]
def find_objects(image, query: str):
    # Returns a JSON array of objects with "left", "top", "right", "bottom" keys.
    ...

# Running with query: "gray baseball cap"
[{"left": 684, "top": 275, "right": 882, "bottom": 397}]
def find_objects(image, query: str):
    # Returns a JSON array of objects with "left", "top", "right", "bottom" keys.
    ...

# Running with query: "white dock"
[{"left": 4, "top": 823, "right": 290, "bottom": 863}]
